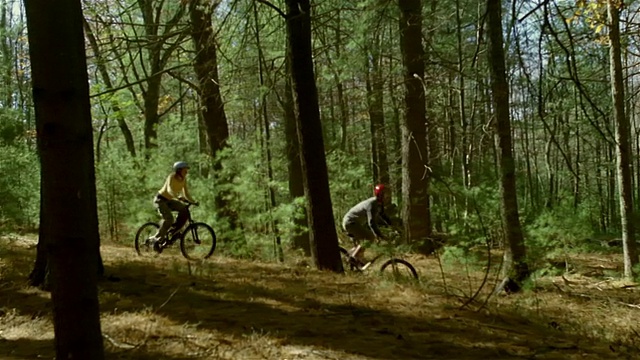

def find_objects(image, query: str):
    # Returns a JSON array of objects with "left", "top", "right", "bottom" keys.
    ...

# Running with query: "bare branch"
[{"left": 256, "top": 0, "right": 286, "bottom": 19}]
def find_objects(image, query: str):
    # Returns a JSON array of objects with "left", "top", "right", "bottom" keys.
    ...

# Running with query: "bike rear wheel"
[
  {"left": 339, "top": 246, "right": 363, "bottom": 271},
  {"left": 180, "top": 222, "right": 216, "bottom": 260},
  {"left": 379, "top": 258, "right": 418, "bottom": 280},
  {"left": 135, "top": 222, "right": 159, "bottom": 256}
]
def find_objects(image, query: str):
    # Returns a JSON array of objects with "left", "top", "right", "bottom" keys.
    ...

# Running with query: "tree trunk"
[
  {"left": 486, "top": 0, "right": 529, "bottom": 293},
  {"left": 82, "top": 18, "right": 136, "bottom": 157},
  {"left": 366, "top": 43, "right": 390, "bottom": 187},
  {"left": 137, "top": 0, "right": 185, "bottom": 151},
  {"left": 285, "top": 0, "right": 342, "bottom": 272},
  {"left": 608, "top": 0, "right": 637, "bottom": 278},
  {"left": 284, "top": 56, "right": 310, "bottom": 256},
  {"left": 398, "top": 0, "right": 431, "bottom": 247},
  {"left": 24, "top": 0, "right": 104, "bottom": 356},
  {"left": 253, "top": 2, "right": 283, "bottom": 262},
  {"left": 189, "top": 0, "right": 239, "bottom": 233}
]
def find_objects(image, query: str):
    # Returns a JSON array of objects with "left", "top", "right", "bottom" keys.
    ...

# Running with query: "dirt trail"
[{"left": 0, "top": 235, "right": 635, "bottom": 359}]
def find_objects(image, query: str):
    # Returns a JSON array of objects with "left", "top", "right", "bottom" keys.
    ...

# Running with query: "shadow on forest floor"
[{"left": 0, "top": 234, "right": 637, "bottom": 359}]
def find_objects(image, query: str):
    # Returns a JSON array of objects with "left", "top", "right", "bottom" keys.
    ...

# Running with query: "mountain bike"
[
  {"left": 134, "top": 202, "right": 216, "bottom": 261},
  {"left": 338, "top": 232, "right": 419, "bottom": 280}
]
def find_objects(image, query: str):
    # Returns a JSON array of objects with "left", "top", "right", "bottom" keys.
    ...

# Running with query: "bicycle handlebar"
[{"left": 180, "top": 199, "right": 199, "bottom": 207}]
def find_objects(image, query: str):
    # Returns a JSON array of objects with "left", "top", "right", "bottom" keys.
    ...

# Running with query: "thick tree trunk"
[
  {"left": 608, "top": 1, "right": 637, "bottom": 278},
  {"left": 24, "top": 0, "right": 104, "bottom": 357},
  {"left": 486, "top": 0, "right": 529, "bottom": 293},
  {"left": 189, "top": 0, "right": 239, "bottom": 233},
  {"left": 285, "top": 0, "right": 342, "bottom": 272},
  {"left": 398, "top": 0, "right": 432, "bottom": 247},
  {"left": 284, "top": 56, "right": 310, "bottom": 256}
]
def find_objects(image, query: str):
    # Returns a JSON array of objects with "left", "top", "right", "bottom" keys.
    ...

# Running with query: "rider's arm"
[
  {"left": 379, "top": 205, "right": 393, "bottom": 227},
  {"left": 182, "top": 178, "right": 196, "bottom": 203},
  {"left": 366, "top": 208, "right": 384, "bottom": 238}
]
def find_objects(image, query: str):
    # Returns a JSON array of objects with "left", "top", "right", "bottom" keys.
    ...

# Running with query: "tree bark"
[
  {"left": 285, "top": 0, "right": 342, "bottom": 272},
  {"left": 366, "top": 43, "right": 390, "bottom": 187},
  {"left": 398, "top": 0, "right": 432, "bottom": 246},
  {"left": 189, "top": 0, "right": 239, "bottom": 232},
  {"left": 608, "top": 0, "right": 637, "bottom": 278},
  {"left": 486, "top": 0, "right": 529, "bottom": 293},
  {"left": 24, "top": 0, "right": 104, "bottom": 356},
  {"left": 284, "top": 55, "right": 310, "bottom": 255}
]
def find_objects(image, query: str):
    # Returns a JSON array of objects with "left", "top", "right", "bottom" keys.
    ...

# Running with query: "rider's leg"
[
  {"left": 153, "top": 197, "right": 175, "bottom": 241},
  {"left": 169, "top": 200, "right": 188, "bottom": 232},
  {"left": 344, "top": 222, "right": 372, "bottom": 260}
]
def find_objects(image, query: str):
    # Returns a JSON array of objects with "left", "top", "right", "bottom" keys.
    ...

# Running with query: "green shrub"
[{"left": 0, "top": 143, "right": 39, "bottom": 230}]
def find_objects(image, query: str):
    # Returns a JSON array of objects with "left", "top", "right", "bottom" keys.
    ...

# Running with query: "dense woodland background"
[{"left": 2, "top": 0, "right": 640, "bottom": 273}]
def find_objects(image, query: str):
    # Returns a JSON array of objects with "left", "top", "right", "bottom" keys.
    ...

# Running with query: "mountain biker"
[
  {"left": 342, "top": 184, "right": 392, "bottom": 259},
  {"left": 150, "top": 161, "right": 198, "bottom": 251}
]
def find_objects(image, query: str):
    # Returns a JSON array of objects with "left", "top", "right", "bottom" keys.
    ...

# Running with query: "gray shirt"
[{"left": 342, "top": 197, "right": 391, "bottom": 237}]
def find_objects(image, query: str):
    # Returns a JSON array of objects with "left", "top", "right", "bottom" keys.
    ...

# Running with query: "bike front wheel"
[
  {"left": 180, "top": 222, "right": 217, "bottom": 260},
  {"left": 135, "top": 222, "right": 159, "bottom": 256},
  {"left": 379, "top": 258, "right": 418, "bottom": 280}
]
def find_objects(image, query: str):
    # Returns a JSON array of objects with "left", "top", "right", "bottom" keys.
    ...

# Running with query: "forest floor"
[{"left": 1, "top": 234, "right": 640, "bottom": 359}]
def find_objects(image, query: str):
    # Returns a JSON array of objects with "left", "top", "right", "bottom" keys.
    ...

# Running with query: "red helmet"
[{"left": 374, "top": 184, "right": 385, "bottom": 197}]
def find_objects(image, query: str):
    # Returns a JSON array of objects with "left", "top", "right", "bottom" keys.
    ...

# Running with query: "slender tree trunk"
[
  {"left": 608, "top": 0, "right": 637, "bottom": 278},
  {"left": 366, "top": 43, "right": 390, "bottom": 187},
  {"left": 137, "top": 0, "right": 185, "bottom": 151},
  {"left": 82, "top": 18, "right": 136, "bottom": 157},
  {"left": 285, "top": 0, "right": 342, "bottom": 272},
  {"left": 399, "top": 0, "right": 432, "bottom": 247},
  {"left": 1, "top": 3, "right": 12, "bottom": 108},
  {"left": 253, "top": 2, "right": 283, "bottom": 262},
  {"left": 486, "top": 0, "right": 529, "bottom": 293},
  {"left": 24, "top": 0, "right": 104, "bottom": 356}
]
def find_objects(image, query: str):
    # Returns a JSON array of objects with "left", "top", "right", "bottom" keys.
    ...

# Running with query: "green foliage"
[
  {"left": 0, "top": 143, "right": 39, "bottom": 230},
  {"left": 326, "top": 150, "right": 369, "bottom": 222},
  {"left": 0, "top": 109, "right": 25, "bottom": 145},
  {"left": 524, "top": 199, "right": 597, "bottom": 267}
]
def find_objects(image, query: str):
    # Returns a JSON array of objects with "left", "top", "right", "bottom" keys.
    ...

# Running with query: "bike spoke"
[{"left": 135, "top": 222, "right": 160, "bottom": 257}]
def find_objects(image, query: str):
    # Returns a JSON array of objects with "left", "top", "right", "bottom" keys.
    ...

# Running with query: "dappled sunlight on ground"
[{"left": 0, "top": 234, "right": 638, "bottom": 359}]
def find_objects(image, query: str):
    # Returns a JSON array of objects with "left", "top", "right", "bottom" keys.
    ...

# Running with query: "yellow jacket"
[{"left": 158, "top": 173, "right": 195, "bottom": 202}]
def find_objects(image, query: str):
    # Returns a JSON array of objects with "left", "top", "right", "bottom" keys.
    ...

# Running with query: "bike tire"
[
  {"left": 379, "top": 258, "right": 419, "bottom": 280},
  {"left": 180, "top": 222, "right": 216, "bottom": 260},
  {"left": 135, "top": 222, "right": 160, "bottom": 256}
]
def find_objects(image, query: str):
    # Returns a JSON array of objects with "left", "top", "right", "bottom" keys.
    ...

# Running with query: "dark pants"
[
  {"left": 153, "top": 195, "right": 188, "bottom": 239},
  {"left": 343, "top": 221, "right": 375, "bottom": 245}
]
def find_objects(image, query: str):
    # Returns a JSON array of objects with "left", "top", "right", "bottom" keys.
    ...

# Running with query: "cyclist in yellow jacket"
[{"left": 150, "top": 161, "right": 198, "bottom": 250}]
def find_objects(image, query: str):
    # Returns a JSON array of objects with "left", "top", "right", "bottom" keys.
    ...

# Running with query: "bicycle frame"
[{"left": 162, "top": 203, "right": 196, "bottom": 246}]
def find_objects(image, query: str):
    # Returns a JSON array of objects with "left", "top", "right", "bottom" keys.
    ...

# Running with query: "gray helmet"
[{"left": 172, "top": 161, "right": 190, "bottom": 172}]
